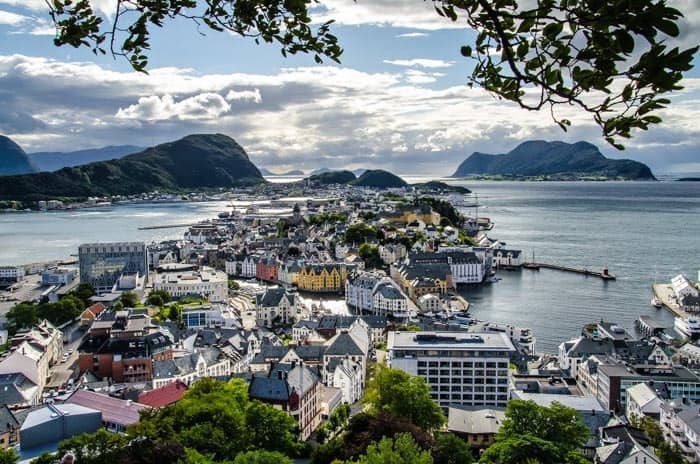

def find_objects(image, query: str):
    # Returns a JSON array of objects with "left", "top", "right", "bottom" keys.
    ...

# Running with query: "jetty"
[
  {"left": 523, "top": 262, "right": 616, "bottom": 280},
  {"left": 652, "top": 283, "right": 687, "bottom": 317}
]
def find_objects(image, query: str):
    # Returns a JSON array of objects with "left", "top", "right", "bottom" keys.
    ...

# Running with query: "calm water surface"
[{"left": 1, "top": 181, "right": 699, "bottom": 352}]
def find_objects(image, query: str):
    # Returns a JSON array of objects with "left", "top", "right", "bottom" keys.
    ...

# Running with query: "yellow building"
[
  {"left": 385, "top": 205, "right": 441, "bottom": 226},
  {"left": 298, "top": 264, "right": 349, "bottom": 293}
]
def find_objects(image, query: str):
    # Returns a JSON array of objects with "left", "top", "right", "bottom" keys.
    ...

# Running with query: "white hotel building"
[
  {"left": 153, "top": 264, "right": 228, "bottom": 302},
  {"left": 387, "top": 331, "right": 515, "bottom": 409}
]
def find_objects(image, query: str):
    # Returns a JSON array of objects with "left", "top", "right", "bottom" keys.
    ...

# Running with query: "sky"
[{"left": 0, "top": 0, "right": 699, "bottom": 175}]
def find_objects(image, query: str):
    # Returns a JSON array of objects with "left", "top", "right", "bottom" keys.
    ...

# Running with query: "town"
[{"left": 0, "top": 180, "right": 698, "bottom": 464}]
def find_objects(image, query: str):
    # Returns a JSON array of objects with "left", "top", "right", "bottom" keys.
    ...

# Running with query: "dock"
[
  {"left": 652, "top": 283, "right": 687, "bottom": 318},
  {"left": 523, "top": 262, "right": 616, "bottom": 280}
]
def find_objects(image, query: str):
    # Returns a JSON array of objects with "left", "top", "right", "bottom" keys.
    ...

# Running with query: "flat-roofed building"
[
  {"left": 79, "top": 242, "right": 147, "bottom": 294},
  {"left": 387, "top": 331, "right": 515, "bottom": 409}
]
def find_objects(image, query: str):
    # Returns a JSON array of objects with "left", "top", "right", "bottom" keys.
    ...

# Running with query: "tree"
[
  {"left": 480, "top": 400, "right": 589, "bottom": 464},
  {"left": 6, "top": 302, "right": 38, "bottom": 331},
  {"left": 631, "top": 415, "right": 685, "bottom": 464},
  {"left": 0, "top": 448, "right": 18, "bottom": 464},
  {"left": 345, "top": 224, "right": 378, "bottom": 245},
  {"left": 148, "top": 290, "right": 171, "bottom": 306},
  {"left": 233, "top": 450, "right": 293, "bottom": 464},
  {"left": 358, "top": 243, "right": 382, "bottom": 270},
  {"left": 120, "top": 291, "right": 139, "bottom": 307},
  {"left": 70, "top": 283, "right": 95, "bottom": 306},
  {"left": 351, "top": 433, "right": 433, "bottom": 464},
  {"left": 363, "top": 367, "right": 445, "bottom": 431},
  {"left": 57, "top": 429, "right": 128, "bottom": 464},
  {"left": 431, "top": 432, "right": 473, "bottom": 464},
  {"left": 43, "top": 1, "right": 696, "bottom": 147}
]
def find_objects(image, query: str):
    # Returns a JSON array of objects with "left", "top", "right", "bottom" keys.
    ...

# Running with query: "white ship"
[{"left": 674, "top": 317, "right": 700, "bottom": 339}]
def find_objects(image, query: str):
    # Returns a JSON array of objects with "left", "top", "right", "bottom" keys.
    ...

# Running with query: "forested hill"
[{"left": 0, "top": 134, "right": 265, "bottom": 200}]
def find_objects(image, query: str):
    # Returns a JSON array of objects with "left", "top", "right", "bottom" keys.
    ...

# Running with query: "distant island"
[
  {"left": 304, "top": 169, "right": 408, "bottom": 189},
  {"left": 0, "top": 134, "right": 264, "bottom": 200},
  {"left": 29, "top": 145, "right": 143, "bottom": 172},
  {"left": 678, "top": 178, "right": 700, "bottom": 182},
  {"left": 452, "top": 140, "right": 655, "bottom": 180},
  {"left": 259, "top": 168, "right": 304, "bottom": 176}
]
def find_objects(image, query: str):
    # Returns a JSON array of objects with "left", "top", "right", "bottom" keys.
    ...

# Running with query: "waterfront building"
[
  {"left": 78, "top": 242, "right": 147, "bottom": 294},
  {"left": 493, "top": 249, "right": 523, "bottom": 268},
  {"left": 387, "top": 331, "right": 515, "bottom": 409},
  {"left": 278, "top": 262, "right": 301, "bottom": 286},
  {"left": 152, "top": 264, "right": 227, "bottom": 302},
  {"left": 407, "top": 251, "right": 486, "bottom": 285},
  {"left": 298, "top": 263, "right": 350, "bottom": 293},
  {"left": 256, "top": 256, "right": 279, "bottom": 282},
  {"left": 345, "top": 272, "right": 383, "bottom": 313},
  {"left": 255, "top": 287, "right": 300, "bottom": 327},
  {"left": 0, "top": 266, "right": 24, "bottom": 285},
  {"left": 40, "top": 268, "right": 76, "bottom": 286},
  {"left": 372, "top": 281, "right": 410, "bottom": 317}
]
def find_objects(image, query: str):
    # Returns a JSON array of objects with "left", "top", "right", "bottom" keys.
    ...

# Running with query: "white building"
[
  {"left": 372, "top": 281, "right": 410, "bottom": 317},
  {"left": 255, "top": 287, "right": 300, "bottom": 327},
  {"left": 418, "top": 294, "right": 441, "bottom": 313},
  {"left": 379, "top": 244, "right": 406, "bottom": 265},
  {"left": 388, "top": 331, "right": 515, "bottom": 409},
  {"left": 626, "top": 382, "right": 664, "bottom": 421},
  {"left": 332, "top": 357, "right": 364, "bottom": 404},
  {"left": 242, "top": 256, "right": 258, "bottom": 278},
  {"left": 153, "top": 264, "right": 228, "bottom": 302},
  {"left": 41, "top": 268, "right": 76, "bottom": 286},
  {"left": 152, "top": 347, "right": 231, "bottom": 389},
  {"left": 660, "top": 400, "right": 700, "bottom": 463},
  {"left": 0, "top": 266, "right": 24, "bottom": 283},
  {"left": 493, "top": 249, "right": 523, "bottom": 268},
  {"left": 346, "top": 272, "right": 383, "bottom": 313},
  {"left": 181, "top": 304, "right": 237, "bottom": 328},
  {"left": 672, "top": 274, "right": 699, "bottom": 300}
]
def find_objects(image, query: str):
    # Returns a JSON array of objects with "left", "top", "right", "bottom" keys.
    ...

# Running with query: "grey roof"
[
  {"left": 249, "top": 376, "right": 290, "bottom": 402},
  {"left": 0, "top": 373, "right": 37, "bottom": 405},
  {"left": 447, "top": 405, "right": 505, "bottom": 435},
  {"left": 325, "top": 332, "right": 364, "bottom": 356},
  {"left": 0, "top": 405, "right": 19, "bottom": 433},
  {"left": 376, "top": 283, "right": 404, "bottom": 300},
  {"left": 293, "top": 320, "right": 320, "bottom": 330},
  {"left": 256, "top": 288, "right": 295, "bottom": 307}
]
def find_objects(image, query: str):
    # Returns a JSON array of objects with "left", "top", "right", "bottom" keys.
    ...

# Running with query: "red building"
[{"left": 256, "top": 257, "right": 279, "bottom": 282}]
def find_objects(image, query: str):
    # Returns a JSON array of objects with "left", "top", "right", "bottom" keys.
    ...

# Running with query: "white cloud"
[
  {"left": 225, "top": 89, "right": 262, "bottom": 103},
  {"left": 115, "top": 93, "right": 231, "bottom": 121},
  {"left": 0, "top": 9, "right": 28, "bottom": 25},
  {"left": 384, "top": 59, "right": 454, "bottom": 68},
  {"left": 0, "top": 54, "right": 696, "bottom": 174},
  {"left": 396, "top": 32, "right": 429, "bottom": 38}
]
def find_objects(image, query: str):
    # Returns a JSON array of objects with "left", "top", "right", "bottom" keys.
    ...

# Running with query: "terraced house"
[{"left": 297, "top": 263, "right": 351, "bottom": 293}]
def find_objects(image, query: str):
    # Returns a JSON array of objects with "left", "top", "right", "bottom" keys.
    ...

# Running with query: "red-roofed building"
[
  {"left": 80, "top": 303, "right": 106, "bottom": 327},
  {"left": 137, "top": 381, "right": 188, "bottom": 408}
]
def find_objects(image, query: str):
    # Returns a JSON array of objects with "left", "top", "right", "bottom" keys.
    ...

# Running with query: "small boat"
[{"left": 651, "top": 296, "right": 663, "bottom": 309}]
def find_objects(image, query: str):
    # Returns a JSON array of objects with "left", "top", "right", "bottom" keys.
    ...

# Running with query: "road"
[{"left": 47, "top": 323, "right": 86, "bottom": 390}]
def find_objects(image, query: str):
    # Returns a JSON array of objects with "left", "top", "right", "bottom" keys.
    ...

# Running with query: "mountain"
[
  {"left": 307, "top": 170, "right": 357, "bottom": 185},
  {"left": 352, "top": 169, "right": 367, "bottom": 177},
  {"left": 451, "top": 140, "right": 655, "bottom": 180},
  {"left": 352, "top": 169, "right": 408, "bottom": 188},
  {"left": 310, "top": 167, "right": 333, "bottom": 176},
  {"left": 0, "top": 134, "right": 264, "bottom": 200},
  {"left": 260, "top": 168, "right": 304, "bottom": 176},
  {"left": 0, "top": 135, "right": 38, "bottom": 175},
  {"left": 29, "top": 145, "right": 143, "bottom": 172}
]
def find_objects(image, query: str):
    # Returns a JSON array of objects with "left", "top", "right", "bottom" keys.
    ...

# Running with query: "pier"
[
  {"left": 652, "top": 283, "right": 688, "bottom": 318},
  {"left": 523, "top": 262, "right": 616, "bottom": 280},
  {"left": 137, "top": 223, "right": 196, "bottom": 230}
]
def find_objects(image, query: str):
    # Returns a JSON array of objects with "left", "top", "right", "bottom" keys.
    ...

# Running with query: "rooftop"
[{"left": 389, "top": 331, "right": 516, "bottom": 351}]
